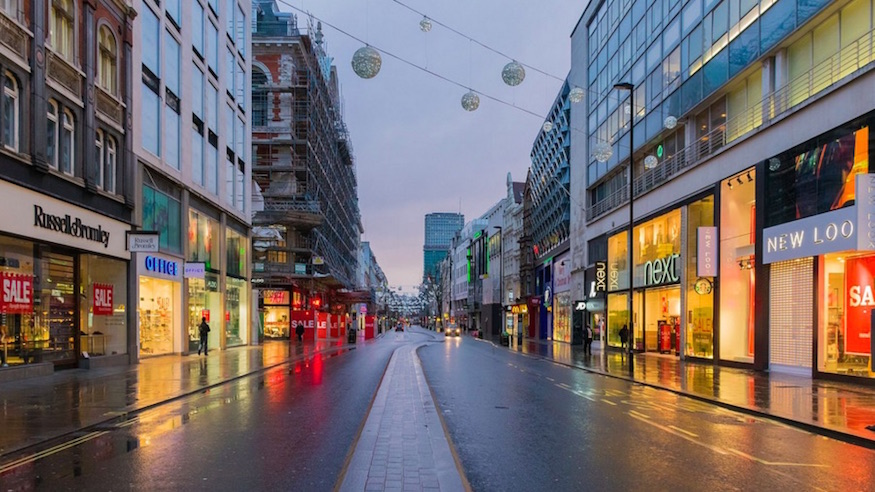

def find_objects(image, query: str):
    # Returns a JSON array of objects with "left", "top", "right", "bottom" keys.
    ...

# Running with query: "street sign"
[{"left": 126, "top": 231, "right": 159, "bottom": 252}]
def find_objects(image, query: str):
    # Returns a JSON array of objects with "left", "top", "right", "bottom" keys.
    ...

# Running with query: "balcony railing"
[{"left": 587, "top": 26, "right": 875, "bottom": 222}]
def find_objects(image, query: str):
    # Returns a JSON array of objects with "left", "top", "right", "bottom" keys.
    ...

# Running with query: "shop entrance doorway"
[{"left": 634, "top": 286, "right": 681, "bottom": 354}]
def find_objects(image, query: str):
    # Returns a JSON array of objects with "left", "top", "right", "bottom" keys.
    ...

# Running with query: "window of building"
[
  {"left": 143, "top": 183, "right": 181, "bottom": 253},
  {"left": 60, "top": 108, "right": 74, "bottom": 176},
  {"left": 207, "top": 139, "right": 218, "bottom": 194},
  {"left": 96, "top": 129, "right": 104, "bottom": 187},
  {"left": 105, "top": 134, "right": 116, "bottom": 193},
  {"left": 207, "top": 83, "right": 218, "bottom": 132},
  {"left": 252, "top": 68, "right": 267, "bottom": 126},
  {"left": 47, "top": 100, "right": 58, "bottom": 169},
  {"left": 2, "top": 72, "right": 18, "bottom": 151},
  {"left": 141, "top": 79, "right": 160, "bottom": 156},
  {"left": 192, "top": 121, "right": 204, "bottom": 185},
  {"left": 142, "top": 7, "right": 160, "bottom": 77},
  {"left": 166, "top": 0, "right": 180, "bottom": 26},
  {"left": 164, "top": 100, "right": 180, "bottom": 170},
  {"left": 225, "top": 47, "right": 235, "bottom": 99},
  {"left": 208, "top": 21, "right": 218, "bottom": 74},
  {"left": 236, "top": 3, "right": 246, "bottom": 57},
  {"left": 192, "top": 64, "right": 204, "bottom": 120},
  {"left": 165, "top": 30, "right": 180, "bottom": 97},
  {"left": 193, "top": 2, "right": 205, "bottom": 56},
  {"left": 0, "top": 0, "right": 17, "bottom": 16},
  {"left": 97, "top": 26, "right": 117, "bottom": 95},
  {"left": 49, "top": 0, "right": 75, "bottom": 61}
]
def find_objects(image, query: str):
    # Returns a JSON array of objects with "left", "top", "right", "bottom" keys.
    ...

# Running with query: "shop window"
[
  {"left": 686, "top": 196, "right": 715, "bottom": 359},
  {"left": 226, "top": 227, "right": 246, "bottom": 277},
  {"left": 97, "top": 25, "right": 118, "bottom": 95},
  {"left": 820, "top": 253, "right": 873, "bottom": 378},
  {"left": 719, "top": 168, "right": 756, "bottom": 364},
  {"left": 142, "top": 184, "right": 182, "bottom": 253},
  {"left": 139, "top": 276, "right": 177, "bottom": 356},
  {"left": 49, "top": 0, "right": 75, "bottom": 61},
  {"left": 0, "top": 235, "right": 35, "bottom": 368},
  {"left": 188, "top": 208, "right": 220, "bottom": 269},
  {"left": 226, "top": 276, "right": 248, "bottom": 346},
  {"left": 80, "top": 255, "right": 127, "bottom": 357},
  {"left": 2, "top": 72, "right": 19, "bottom": 152}
]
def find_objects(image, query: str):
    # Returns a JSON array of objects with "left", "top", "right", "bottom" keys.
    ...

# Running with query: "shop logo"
[
  {"left": 595, "top": 261, "right": 607, "bottom": 292},
  {"left": 145, "top": 256, "right": 179, "bottom": 276},
  {"left": 33, "top": 205, "right": 110, "bottom": 247},
  {"left": 608, "top": 260, "right": 620, "bottom": 291},
  {"left": 644, "top": 254, "right": 680, "bottom": 287}
]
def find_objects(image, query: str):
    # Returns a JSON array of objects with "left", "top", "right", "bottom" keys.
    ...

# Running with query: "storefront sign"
[
  {"left": 263, "top": 290, "right": 290, "bottom": 305},
  {"left": 608, "top": 260, "right": 621, "bottom": 291},
  {"left": 856, "top": 174, "right": 875, "bottom": 251},
  {"left": 145, "top": 256, "right": 180, "bottom": 276},
  {"left": 586, "top": 299, "right": 605, "bottom": 311},
  {"left": 554, "top": 254, "right": 571, "bottom": 292},
  {"left": 0, "top": 272, "right": 33, "bottom": 314},
  {"left": 697, "top": 227, "right": 717, "bottom": 277},
  {"left": 574, "top": 300, "right": 586, "bottom": 311},
  {"left": 763, "top": 207, "right": 856, "bottom": 264},
  {"left": 126, "top": 231, "right": 159, "bottom": 252},
  {"left": 92, "top": 284, "right": 114, "bottom": 315},
  {"left": 844, "top": 256, "right": 875, "bottom": 355},
  {"left": 643, "top": 254, "right": 680, "bottom": 287},
  {"left": 295, "top": 263, "right": 307, "bottom": 274},
  {"left": 34, "top": 205, "right": 110, "bottom": 248},
  {"left": 594, "top": 262, "right": 607, "bottom": 293},
  {"left": 508, "top": 304, "right": 528, "bottom": 314},
  {"left": 184, "top": 262, "right": 206, "bottom": 279}
]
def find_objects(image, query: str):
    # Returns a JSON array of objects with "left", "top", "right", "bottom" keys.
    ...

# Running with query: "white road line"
[
  {"left": 546, "top": 377, "right": 556, "bottom": 382},
  {"left": 0, "top": 431, "right": 110, "bottom": 473},
  {"left": 726, "top": 448, "right": 829, "bottom": 467},
  {"left": 602, "top": 399, "right": 618, "bottom": 406},
  {"left": 575, "top": 392, "right": 596, "bottom": 402},
  {"left": 628, "top": 410, "right": 650, "bottom": 420},
  {"left": 627, "top": 413, "right": 729, "bottom": 455},
  {"left": 668, "top": 425, "right": 699, "bottom": 438}
]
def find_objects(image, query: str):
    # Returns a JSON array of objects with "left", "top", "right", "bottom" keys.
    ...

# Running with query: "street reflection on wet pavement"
[
  {"left": 0, "top": 340, "right": 347, "bottom": 457},
  {"left": 507, "top": 337, "right": 875, "bottom": 445}
]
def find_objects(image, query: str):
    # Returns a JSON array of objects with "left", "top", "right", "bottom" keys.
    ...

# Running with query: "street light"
[
  {"left": 614, "top": 81, "right": 635, "bottom": 374},
  {"left": 493, "top": 225, "right": 504, "bottom": 342}
]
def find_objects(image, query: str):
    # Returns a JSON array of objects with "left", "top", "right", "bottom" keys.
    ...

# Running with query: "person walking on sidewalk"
[
  {"left": 295, "top": 323, "right": 305, "bottom": 343},
  {"left": 584, "top": 323, "right": 594, "bottom": 355},
  {"left": 619, "top": 324, "right": 629, "bottom": 350},
  {"left": 198, "top": 317, "right": 211, "bottom": 355}
]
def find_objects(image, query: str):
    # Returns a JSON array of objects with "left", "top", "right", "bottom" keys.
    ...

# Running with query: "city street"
[{"left": 2, "top": 328, "right": 874, "bottom": 490}]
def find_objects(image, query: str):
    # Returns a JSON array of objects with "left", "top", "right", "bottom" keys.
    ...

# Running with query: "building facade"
[
  {"left": 251, "top": 2, "right": 361, "bottom": 340},
  {"left": 573, "top": 0, "right": 875, "bottom": 381},
  {"left": 423, "top": 212, "right": 464, "bottom": 283},
  {"left": 133, "top": 0, "right": 252, "bottom": 357},
  {"left": 502, "top": 174, "right": 527, "bottom": 343},
  {"left": 0, "top": 0, "right": 138, "bottom": 377}
]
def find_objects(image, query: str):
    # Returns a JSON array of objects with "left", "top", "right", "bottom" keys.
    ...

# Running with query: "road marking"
[
  {"left": 602, "top": 399, "right": 617, "bottom": 406},
  {"left": 726, "top": 448, "right": 829, "bottom": 467},
  {"left": 0, "top": 431, "right": 110, "bottom": 473},
  {"left": 557, "top": 382, "right": 571, "bottom": 389},
  {"left": 668, "top": 425, "right": 698, "bottom": 438},
  {"left": 545, "top": 377, "right": 556, "bottom": 382},
  {"left": 116, "top": 417, "right": 141, "bottom": 428},
  {"left": 575, "top": 392, "right": 596, "bottom": 402},
  {"left": 627, "top": 413, "right": 729, "bottom": 455},
  {"left": 628, "top": 410, "right": 650, "bottom": 420}
]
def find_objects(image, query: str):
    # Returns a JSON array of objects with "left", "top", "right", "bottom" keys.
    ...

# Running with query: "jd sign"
[{"left": 643, "top": 253, "right": 680, "bottom": 287}]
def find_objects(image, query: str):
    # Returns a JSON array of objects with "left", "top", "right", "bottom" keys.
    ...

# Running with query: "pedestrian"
[
  {"left": 619, "top": 324, "right": 629, "bottom": 350},
  {"left": 295, "top": 322, "right": 305, "bottom": 342},
  {"left": 197, "top": 317, "right": 211, "bottom": 355},
  {"left": 584, "top": 323, "right": 594, "bottom": 355}
]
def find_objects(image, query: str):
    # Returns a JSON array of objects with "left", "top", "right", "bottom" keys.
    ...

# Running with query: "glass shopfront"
[
  {"left": 685, "top": 196, "right": 715, "bottom": 358},
  {"left": 820, "top": 253, "right": 874, "bottom": 378},
  {"left": 720, "top": 169, "right": 756, "bottom": 363},
  {"left": 553, "top": 292, "right": 571, "bottom": 342},
  {"left": 606, "top": 231, "right": 630, "bottom": 348},
  {"left": 188, "top": 273, "right": 221, "bottom": 351},
  {"left": 138, "top": 253, "right": 182, "bottom": 357},
  {"left": 225, "top": 276, "right": 247, "bottom": 346},
  {"left": 80, "top": 254, "right": 127, "bottom": 357}
]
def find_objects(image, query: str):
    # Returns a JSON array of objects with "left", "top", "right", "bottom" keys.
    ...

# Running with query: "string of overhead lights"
[{"left": 275, "top": 0, "right": 678, "bottom": 161}]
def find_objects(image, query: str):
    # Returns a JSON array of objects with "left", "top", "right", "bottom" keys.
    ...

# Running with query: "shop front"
[
  {"left": 225, "top": 226, "right": 249, "bottom": 347},
  {"left": 505, "top": 303, "right": 528, "bottom": 345},
  {"left": 552, "top": 253, "right": 572, "bottom": 343},
  {"left": 0, "top": 180, "right": 130, "bottom": 371},
  {"left": 762, "top": 117, "right": 872, "bottom": 379},
  {"left": 584, "top": 261, "right": 607, "bottom": 342},
  {"left": 262, "top": 289, "right": 291, "bottom": 338},
  {"left": 137, "top": 253, "right": 182, "bottom": 357}
]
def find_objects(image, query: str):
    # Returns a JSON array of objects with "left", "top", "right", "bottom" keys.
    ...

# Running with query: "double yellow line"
[{"left": 0, "top": 430, "right": 110, "bottom": 474}]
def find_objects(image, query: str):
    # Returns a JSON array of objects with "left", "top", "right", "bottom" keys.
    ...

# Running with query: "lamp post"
[
  {"left": 493, "top": 225, "right": 504, "bottom": 342},
  {"left": 614, "top": 81, "right": 635, "bottom": 374}
]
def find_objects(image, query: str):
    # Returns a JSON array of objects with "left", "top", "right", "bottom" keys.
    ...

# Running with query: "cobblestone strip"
[{"left": 341, "top": 344, "right": 465, "bottom": 492}]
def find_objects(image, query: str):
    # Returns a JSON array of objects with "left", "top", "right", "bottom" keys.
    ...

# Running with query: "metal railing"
[{"left": 588, "top": 27, "right": 875, "bottom": 222}]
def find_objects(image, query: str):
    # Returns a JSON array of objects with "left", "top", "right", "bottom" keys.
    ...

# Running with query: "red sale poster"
[
  {"left": 291, "top": 310, "right": 315, "bottom": 341},
  {"left": 1, "top": 272, "right": 33, "bottom": 314},
  {"left": 317, "top": 312, "right": 328, "bottom": 339},
  {"left": 92, "top": 283, "right": 114, "bottom": 315},
  {"left": 364, "top": 315, "right": 375, "bottom": 340},
  {"left": 844, "top": 256, "right": 875, "bottom": 355}
]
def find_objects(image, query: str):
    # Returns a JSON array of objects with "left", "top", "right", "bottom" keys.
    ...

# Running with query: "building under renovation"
[{"left": 251, "top": 2, "right": 362, "bottom": 338}]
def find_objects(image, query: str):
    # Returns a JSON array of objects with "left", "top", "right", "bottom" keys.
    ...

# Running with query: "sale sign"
[
  {"left": 844, "top": 256, "right": 875, "bottom": 355},
  {"left": 1, "top": 272, "right": 33, "bottom": 314},
  {"left": 93, "top": 283, "right": 114, "bottom": 315}
]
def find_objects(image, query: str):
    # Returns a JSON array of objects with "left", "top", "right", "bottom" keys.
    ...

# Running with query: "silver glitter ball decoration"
[
  {"left": 501, "top": 61, "right": 526, "bottom": 86},
  {"left": 664, "top": 115, "right": 678, "bottom": 129},
  {"left": 543, "top": 121, "right": 553, "bottom": 132},
  {"left": 569, "top": 87, "right": 585, "bottom": 103},
  {"left": 644, "top": 155, "right": 658, "bottom": 169},
  {"left": 593, "top": 142, "right": 613, "bottom": 163},
  {"left": 351, "top": 46, "right": 382, "bottom": 79},
  {"left": 461, "top": 91, "right": 480, "bottom": 111},
  {"left": 420, "top": 16, "right": 432, "bottom": 32},
  {"left": 768, "top": 157, "right": 781, "bottom": 171}
]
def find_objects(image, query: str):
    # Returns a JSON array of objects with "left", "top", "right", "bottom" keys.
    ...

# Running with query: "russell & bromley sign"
[{"left": 34, "top": 205, "right": 110, "bottom": 247}]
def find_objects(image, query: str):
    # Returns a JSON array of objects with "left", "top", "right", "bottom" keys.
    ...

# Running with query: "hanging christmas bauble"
[
  {"left": 664, "top": 115, "right": 678, "bottom": 129},
  {"left": 543, "top": 121, "right": 553, "bottom": 132},
  {"left": 569, "top": 87, "right": 585, "bottom": 103},
  {"left": 501, "top": 61, "right": 526, "bottom": 86},
  {"left": 420, "top": 16, "right": 432, "bottom": 32},
  {"left": 461, "top": 91, "right": 480, "bottom": 111},
  {"left": 351, "top": 46, "right": 382, "bottom": 79},
  {"left": 593, "top": 142, "right": 613, "bottom": 163},
  {"left": 644, "top": 155, "right": 658, "bottom": 169}
]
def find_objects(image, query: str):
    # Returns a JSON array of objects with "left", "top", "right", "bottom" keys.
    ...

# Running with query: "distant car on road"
[
  {"left": 395, "top": 325, "right": 404, "bottom": 332},
  {"left": 445, "top": 324, "right": 461, "bottom": 337}
]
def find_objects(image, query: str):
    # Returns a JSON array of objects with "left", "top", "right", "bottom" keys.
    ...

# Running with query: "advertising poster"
[
  {"left": 92, "top": 283, "right": 114, "bottom": 315},
  {"left": 291, "top": 310, "right": 315, "bottom": 341},
  {"left": 364, "top": 315, "right": 375, "bottom": 340},
  {"left": 0, "top": 272, "right": 33, "bottom": 314},
  {"left": 844, "top": 256, "right": 875, "bottom": 355},
  {"left": 317, "top": 312, "right": 328, "bottom": 339}
]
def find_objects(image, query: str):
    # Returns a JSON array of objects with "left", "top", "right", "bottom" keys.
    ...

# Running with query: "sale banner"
[
  {"left": 92, "top": 283, "right": 114, "bottom": 315},
  {"left": 1, "top": 272, "right": 34, "bottom": 314},
  {"left": 364, "top": 315, "right": 375, "bottom": 340},
  {"left": 291, "top": 310, "right": 315, "bottom": 341},
  {"left": 317, "top": 312, "right": 328, "bottom": 339},
  {"left": 844, "top": 256, "right": 875, "bottom": 355}
]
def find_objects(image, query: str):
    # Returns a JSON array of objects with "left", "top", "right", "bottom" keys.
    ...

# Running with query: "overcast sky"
[{"left": 278, "top": 0, "right": 585, "bottom": 290}]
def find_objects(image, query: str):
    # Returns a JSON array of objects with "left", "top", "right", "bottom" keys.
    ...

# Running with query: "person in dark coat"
[
  {"left": 198, "top": 317, "right": 211, "bottom": 355},
  {"left": 584, "top": 323, "right": 594, "bottom": 355},
  {"left": 619, "top": 324, "right": 629, "bottom": 350},
  {"left": 295, "top": 323, "right": 305, "bottom": 342}
]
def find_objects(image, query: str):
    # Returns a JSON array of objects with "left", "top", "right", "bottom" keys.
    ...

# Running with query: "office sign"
[
  {"left": 697, "top": 227, "right": 717, "bottom": 277},
  {"left": 184, "top": 262, "right": 206, "bottom": 279}
]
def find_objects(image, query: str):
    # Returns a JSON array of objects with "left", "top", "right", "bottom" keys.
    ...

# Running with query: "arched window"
[
  {"left": 2, "top": 72, "right": 18, "bottom": 151},
  {"left": 98, "top": 25, "right": 117, "bottom": 95},
  {"left": 60, "top": 108, "right": 75, "bottom": 175},
  {"left": 252, "top": 68, "right": 268, "bottom": 127},
  {"left": 50, "top": 0, "right": 75, "bottom": 61},
  {"left": 47, "top": 100, "right": 58, "bottom": 169}
]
